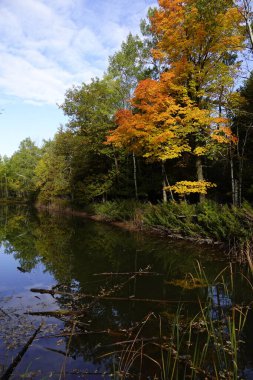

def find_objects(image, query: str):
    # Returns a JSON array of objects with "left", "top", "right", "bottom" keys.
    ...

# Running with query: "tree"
[
  {"left": 236, "top": 0, "right": 253, "bottom": 51},
  {"left": 35, "top": 137, "right": 72, "bottom": 203},
  {"left": 0, "top": 156, "right": 10, "bottom": 198},
  {"left": 229, "top": 71, "right": 253, "bottom": 204},
  {"left": 107, "top": 33, "right": 149, "bottom": 199},
  {"left": 108, "top": 33, "right": 148, "bottom": 103},
  {"left": 59, "top": 77, "right": 125, "bottom": 203},
  {"left": 107, "top": 72, "right": 234, "bottom": 198},
  {"left": 107, "top": 0, "right": 244, "bottom": 201},
  {"left": 7, "top": 138, "right": 42, "bottom": 199}
]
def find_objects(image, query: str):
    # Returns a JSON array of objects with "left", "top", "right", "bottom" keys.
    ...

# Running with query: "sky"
[{"left": 0, "top": 0, "right": 156, "bottom": 157}]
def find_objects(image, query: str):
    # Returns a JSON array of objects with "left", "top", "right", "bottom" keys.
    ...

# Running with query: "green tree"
[
  {"left": 107, "top": 33, "right": 151, "bottom": 199},
  {"left": 7, "top": 138, "right": 42, "bottom": 200},
  {"left": 59, "top": 77, "right": 123, "bottom": 203},
  {"left": 229, "top": 72, "right": 253, "bottom": 204},
  {"left": 0, "top": 156, "right": 10, "bottom": 199},
  {"left": 35, "top": 137, "right": 72, "bottom": 203}
]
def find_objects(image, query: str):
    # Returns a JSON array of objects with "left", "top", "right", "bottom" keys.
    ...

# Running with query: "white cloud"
[{"left": 0, "top": 0, "right": 156, "bottom": 106}]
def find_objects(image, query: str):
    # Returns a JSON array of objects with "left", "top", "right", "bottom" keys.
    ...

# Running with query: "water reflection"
[{"left": 0, "top": 206, "right": 252, "bottom": 378}]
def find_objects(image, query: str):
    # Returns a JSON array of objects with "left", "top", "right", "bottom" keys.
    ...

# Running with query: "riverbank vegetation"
[
  {"left": 85, "top": 199, "right": 253, "bottom": 252},
  {"left": 1, "top": 0, "right": 253, "bottom": 247}
]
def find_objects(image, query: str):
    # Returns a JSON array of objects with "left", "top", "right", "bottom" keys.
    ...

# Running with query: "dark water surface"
[{"left": 0, "top": 206, "right": 252, "bottom": 379}]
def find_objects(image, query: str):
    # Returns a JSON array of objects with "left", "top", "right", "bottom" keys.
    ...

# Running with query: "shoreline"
[{"left": 36, "top": 203, "right": 222, "bottom": 247}]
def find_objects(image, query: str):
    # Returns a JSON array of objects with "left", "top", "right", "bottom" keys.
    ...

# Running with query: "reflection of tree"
[{"left": 0, "top": 206, "right": 39, "bottom": 271}]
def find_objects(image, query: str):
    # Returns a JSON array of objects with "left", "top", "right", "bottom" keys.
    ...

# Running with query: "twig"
[
  {"left": 93, "top": 271, "right": 163, "bottom": 276},
  {"left": 0, "top": 323, "right": 42, "bottom": 380},
  {"left": 30, "top": 288, "right": 203, "bottom": 304},
  {"left": 45, "top": 347, "right": 70, "bottom": 357},
  {"left": 0, "top": 308, "right": 11, "bottom": 319}
]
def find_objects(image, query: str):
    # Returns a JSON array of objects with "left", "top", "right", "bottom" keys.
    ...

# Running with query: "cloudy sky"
[{"left": 0, "top": 0, "right": 155, "bottom": 156}]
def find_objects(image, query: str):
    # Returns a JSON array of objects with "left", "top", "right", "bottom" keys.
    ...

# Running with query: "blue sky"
[{"left": 0, "top": 0, "right": 156, "bottom": 157}]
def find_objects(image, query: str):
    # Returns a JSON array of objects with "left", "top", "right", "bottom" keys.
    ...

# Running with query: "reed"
[
  {"left": 108, "top": 261, "right": 251, "bottom": 379},
  {"left": 158, "top": 262, "right": 250, "bottom": 379}
]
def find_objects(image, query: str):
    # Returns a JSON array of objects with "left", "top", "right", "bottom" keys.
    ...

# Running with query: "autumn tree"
[{"left": 107, "top": 0, "right": 244, "bottom": 201}]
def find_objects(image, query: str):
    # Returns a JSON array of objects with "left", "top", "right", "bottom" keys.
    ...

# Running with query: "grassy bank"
[{"left": 85, "top": 200, "right": 253, "bottom": 251}]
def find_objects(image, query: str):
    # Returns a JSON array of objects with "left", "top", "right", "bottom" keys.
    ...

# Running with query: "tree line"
[{"left": 1, "top": 0, "right": 253, "bottom": 207}]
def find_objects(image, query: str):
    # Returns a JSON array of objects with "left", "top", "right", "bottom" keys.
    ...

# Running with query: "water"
[{"left": 0, "top": 205, "right": 252, "bottom": 379}]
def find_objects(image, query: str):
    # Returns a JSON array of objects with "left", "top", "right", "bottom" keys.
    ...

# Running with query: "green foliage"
[
  {"left": 87, "top": 200, "right": 143, "bottom": 222},
  {"left": 107, "top": 33, "right": 149, "bottom": 103},
  {"left": 82, "top": 199, "right": 253, "bottom": 247},
  {"left": 196, "top": 201, "right": 244, "bottom": 241},
  {"left": 132, "top": 200, "right": 253, "bottom": 244},
  {"left": 143, "top": 201, "right": 203, "bottom": 237},
  {"left": 35, "top": 137, "right": 72, "bottom": 203},
  {"left": 0, "top": 138, "right": 42, "bottom": 200}
]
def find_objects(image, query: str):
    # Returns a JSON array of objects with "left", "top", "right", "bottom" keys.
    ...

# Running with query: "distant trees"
[{"left": 0, "top": 138, "right": 42, "bottom": 200}]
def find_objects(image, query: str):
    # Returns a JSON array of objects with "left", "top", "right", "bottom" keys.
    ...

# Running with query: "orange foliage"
[
  {"left": 106, "top": 0, "right": 242, "bottom": 196},
  {"left": 151, "top": 0, "right": 244, "bottom": 102},
  {"left": 107, "top": 72, "right": 213, "bottom": 161}
]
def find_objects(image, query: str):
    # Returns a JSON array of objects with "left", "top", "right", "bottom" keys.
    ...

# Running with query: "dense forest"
[{"left": 1, "top": 0, "right": 253, "bottom": 209}]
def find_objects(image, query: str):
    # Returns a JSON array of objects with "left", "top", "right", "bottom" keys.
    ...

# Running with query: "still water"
[{"left": 0, "top": 206, "right": 252, "bottom": 379}]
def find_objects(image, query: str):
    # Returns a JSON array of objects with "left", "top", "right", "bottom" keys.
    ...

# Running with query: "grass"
[{"left": 110, "top": 262, "right": 250, "bottom": 379}]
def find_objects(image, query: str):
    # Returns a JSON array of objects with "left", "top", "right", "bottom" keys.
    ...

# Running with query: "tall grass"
[
  {"left": 110, "top": 262, "right": 251, "bottom": 379},
  {"left": 157, "top": 262, "right": 250, "bottom": 379}
]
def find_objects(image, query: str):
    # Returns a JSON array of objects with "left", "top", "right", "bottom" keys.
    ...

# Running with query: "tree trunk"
[
  {"left": 4, "top": 174, "right": 8, "bottom": 199},
  {"left": 230, "top": 155, "right": 236, "bottom": 205},
  {"left": 114, "top": 155, "right": 119, "bottom": 176},
  {"left": 162, "top": 179, "right": 168, "bottom": 203},
  {"left": 196, "top": 157, "right": 205, "bottom": 202},
  {"left": 132, "top": 152, "right": 138, "bottom": 200},
  {"left": 243, "top": 0, "right": 253, "bottom": 51},
  {"left": 161, "top": 161, "right": 174, "bottom": 202},
  {"left": 237, "top": 157, "right": 243, "bottom": 207}
]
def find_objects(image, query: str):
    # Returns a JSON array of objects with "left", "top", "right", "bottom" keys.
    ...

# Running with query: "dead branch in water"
[
  {"left": 25, "top": 310, "right": 86, "bottom": 318},
  {"left": 93, "top": 271, "right": 163, "bottom": 276},
  {"left": 30, "top": 288, "right": 73, "bottom": 297},
  {"left": 30, "top": 288, "right": 201, "bottom": 304},
  {"left": 0, "top": 323, "right": 42, "bottom": 380}
]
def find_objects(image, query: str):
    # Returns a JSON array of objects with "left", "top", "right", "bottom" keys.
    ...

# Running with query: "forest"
[{"left": 1, "top": 0, "right": 253, "bottom": 237}]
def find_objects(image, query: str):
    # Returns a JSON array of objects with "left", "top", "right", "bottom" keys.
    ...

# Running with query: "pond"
[{"left": 0, "top": 205, "right": 253, "bottom": 379}]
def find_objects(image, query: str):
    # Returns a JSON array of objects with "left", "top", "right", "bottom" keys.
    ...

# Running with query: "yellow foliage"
[
  {"left": 166, "top": 180, "right": 217, "bottom": 195},
  {"left": 194, "top": 147, "right": 207, "bottom": 156}
]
